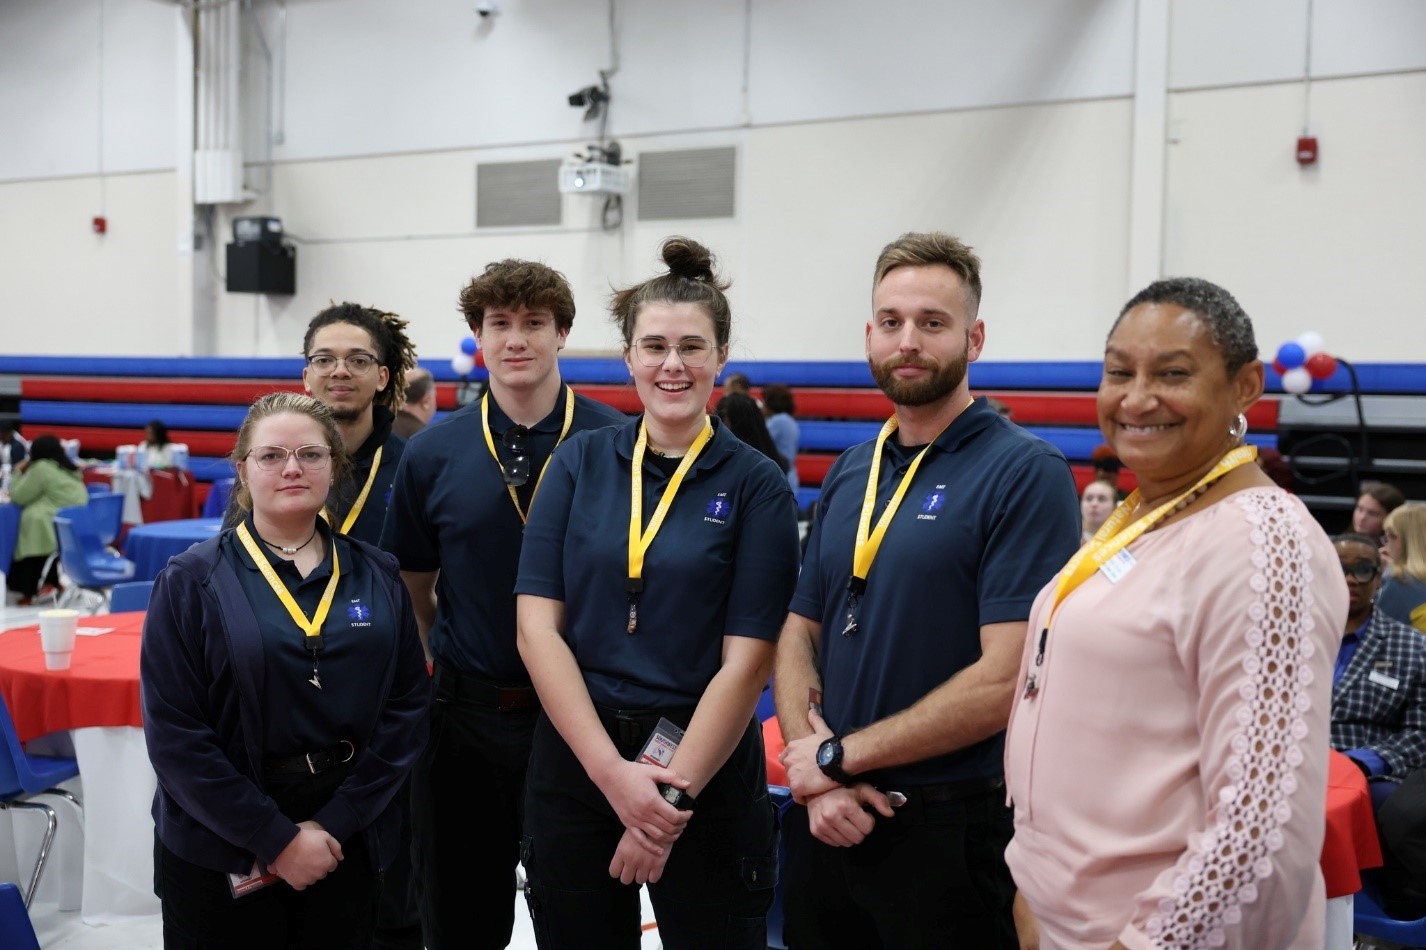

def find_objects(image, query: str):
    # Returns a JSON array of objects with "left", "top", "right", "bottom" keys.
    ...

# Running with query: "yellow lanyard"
[
  {"left": 235, "top": 521, "right": 341, "bottom": 657},
  {"left": 1022, "top": 444, "right": 1258, "bottom": 697},
  {"left": 625, "top": 417, "right": 715, "bottom": 634},
  {"left": 481, "top": 387, "right": 576, "bottom": 524},
  {"left": 321, "top": 444, "right": 383, "bottom": 535}
]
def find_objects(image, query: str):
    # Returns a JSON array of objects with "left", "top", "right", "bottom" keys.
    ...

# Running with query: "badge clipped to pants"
[{"left": 637, "top": 718, "right": 685, "bottom": 768}]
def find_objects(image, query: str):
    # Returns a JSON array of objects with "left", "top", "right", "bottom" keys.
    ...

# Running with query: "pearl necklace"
[
  {"left": 1137, "top": 483, "right": 1211, "bottom": 522},
  {"left": 259, "top": 526, "right": 318, "bottom": 556}
]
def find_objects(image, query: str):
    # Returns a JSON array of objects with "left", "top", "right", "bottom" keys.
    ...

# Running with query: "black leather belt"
[
  {"left": 896, "top": 775, "right": 1004, "bottom": 806},
  {"left": 264, "top": 740, "right": 355, "bottom": 776},
  {"left": 595, "top": 705, "right": 699, "bottom": 750},
  {"left": 433, "top": 663, "right": 538, "bottom": 711}
]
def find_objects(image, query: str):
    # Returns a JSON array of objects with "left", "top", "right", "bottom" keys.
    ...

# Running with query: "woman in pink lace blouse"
[{"left": 1004, "top": 278, "right": 1348, "bottom": 949}]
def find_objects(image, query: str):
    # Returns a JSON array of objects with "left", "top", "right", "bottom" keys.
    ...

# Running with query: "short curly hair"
[
  {"left": 1112, "top": 277, "right": 1259, "bottom": 375},
  {"left": 458, "top": 259, "right": 576, "bottom": 334}
]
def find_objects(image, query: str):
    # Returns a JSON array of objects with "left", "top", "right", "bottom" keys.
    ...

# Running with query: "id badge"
[
  {"left": 228, "top": 861, "right": 279, "bottom": 899},
  {"left": 1369, "top": 669, "right": 1401, "bottom": 690},
  {"left": 637, "top": 717, "right": 685, "bottom": 767},
  {"left": 1099, "top": 549, "right": 1136, "bottom": 584}
]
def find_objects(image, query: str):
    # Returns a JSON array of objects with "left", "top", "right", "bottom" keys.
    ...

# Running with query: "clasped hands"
[
  {"left": 270, "top": 820, "right": 342, "bottom": 890},
  {"left": 598, "top": 759, "right": 693, "bottom": 886},
  {"left": 779, "top": 709, "right": 895, "bottom": 848}
]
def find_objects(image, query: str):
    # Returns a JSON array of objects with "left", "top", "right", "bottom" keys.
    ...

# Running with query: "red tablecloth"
[
  {"left": 1321, "top": 749, "right": 1384, "bottom": 899},
  {"left": 83, "top": 467, "right": 197, "bottom": 523},
  {"left": 0, "top": 612, "right": 145, "bottom": 741}
]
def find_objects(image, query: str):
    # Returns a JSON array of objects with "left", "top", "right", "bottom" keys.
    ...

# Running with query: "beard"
[
  {"left": 326, "top": 399, "right": 371, "bottom": 423},
  {"left": 868, "top": 341, "right": 970, "bottom": 408}
]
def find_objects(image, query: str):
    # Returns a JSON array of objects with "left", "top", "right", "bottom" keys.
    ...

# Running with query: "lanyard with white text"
[
  {"left": 841, "top": 409, "right": 960, "bottom": 636},
  {"left": 1022, "top": 444, "right": 1258, "bottom": 698},
  {"left": 482, "top": 387, "right": 576, "bottom": 524},
  {"left": 236, "top": 521, "right": 342, "bottom": 689},
  {"left": 321, "top": 445, "right": 383, "bottom": 535},
  {"left": 625, "top": 416, "right": 715, "bottom": 634}
]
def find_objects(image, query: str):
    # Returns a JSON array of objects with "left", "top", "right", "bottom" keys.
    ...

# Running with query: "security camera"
[{"left": 475, "top": 1, "right": 500, "bottom": 18}]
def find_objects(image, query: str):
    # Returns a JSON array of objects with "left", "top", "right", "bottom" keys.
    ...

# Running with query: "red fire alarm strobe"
[
  {"left": 92, "top": 216, "right": 107, "bottom": 234},
  {"left": 1296, "top": 136, "right": 1318, "bottom": 166}
]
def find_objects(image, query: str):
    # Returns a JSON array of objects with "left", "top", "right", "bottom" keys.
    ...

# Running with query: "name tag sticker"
[
  {"left": 1369, "top": 670, "right": 1401, "bottom": 690},
  {"left": 1098, "top": 549, "right": 1137, "bottom": 584}
]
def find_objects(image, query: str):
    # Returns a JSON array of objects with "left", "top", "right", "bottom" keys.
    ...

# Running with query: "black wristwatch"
[
  {"left": 816, "top": 736, "right": 854, "bottom": 785},
  {"left": 658, "top": 782, "right": 696, "bottom": 811}
]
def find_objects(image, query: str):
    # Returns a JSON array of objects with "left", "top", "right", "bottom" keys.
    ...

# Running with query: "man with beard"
[{"left": 774, "top": 232, "right": 1079, "bottom": 948}]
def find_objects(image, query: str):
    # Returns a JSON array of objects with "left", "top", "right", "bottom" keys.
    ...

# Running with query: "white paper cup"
[{"left": 38, "top": 609, "right": 79, "bottom": 670}]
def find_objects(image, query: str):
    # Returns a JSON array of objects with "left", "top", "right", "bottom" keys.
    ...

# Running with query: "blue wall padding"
[{"left": 21, "top": 401, "right": 247, "bottom": 430}]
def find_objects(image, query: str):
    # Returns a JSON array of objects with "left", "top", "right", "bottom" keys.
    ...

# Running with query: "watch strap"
[{"left": 658, "top": 782, "right": 696, "bottom": 811}]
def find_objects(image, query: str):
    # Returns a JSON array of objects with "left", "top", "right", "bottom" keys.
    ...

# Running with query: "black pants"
[
  {"left": 1375, "top": 769, "right": 1426, "bottom": 918},
  {"left": 154, "top": 766, "right": 380, "bottom": 949},
  {"left": 370, "top": 777, "right": 421, "bottom": 950},
  {"left": 5, "top": 553, "right": 57, "bottom": 597},
  {"left": 782, "top": 780, "right": 1017, "bottom": 949},
  {"left": 410, "top": 675, "right": 538, "bottom": 949},
  {"left": 521, "top": 710, "right": 778, "bottom": 950}
]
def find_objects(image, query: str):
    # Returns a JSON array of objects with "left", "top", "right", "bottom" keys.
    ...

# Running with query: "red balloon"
[
  {"left": 1272, "top": 359, "right": 1286, "bottom": 375},
  {"left": 474, "top": 350, "right": 486, "bottom": 368},
  {"left": 1305, "top": 351, "right": 1337, "bottom": 381}
]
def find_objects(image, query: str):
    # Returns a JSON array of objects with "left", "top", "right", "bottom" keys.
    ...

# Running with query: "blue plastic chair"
[
  {"left": 86, "top": 491, "right": 125, "bottom": 550},
  {"left": 768, "top": 784, "right": 794, "bottom": 950},
  {"left": 1353, "top": 874, "right": 1426, "bottom": 947},
  {"left": 0, "top": 882, "right": 41, "bottom": 950},
  {"left": 53, "top": 513, "right": 136, "bottom": 613},
  {"left": 84, "top": 483, "right": 111, "bottom": 498},
  {"left": 0, "top": 696, "right": 82, "bottom": 909},
  {"left": 108, "top": 580, "right": 154, "bottom": 613}
]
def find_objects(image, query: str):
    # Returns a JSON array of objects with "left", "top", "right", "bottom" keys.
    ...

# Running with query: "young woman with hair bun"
[{"left": 514, "top": 237, "right": 800, "bottom": 947}]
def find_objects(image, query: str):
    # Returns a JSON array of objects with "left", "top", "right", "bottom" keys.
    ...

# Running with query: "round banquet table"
[
  {"left": 1322, "top": 749, "right": 1385, "bottom": 947},
  {"left": 0, "top": 502, "right": 19, "bottom": 575},
  {"left": 124, "top": 517, "right": 223, "bottom": 582},
  {"left": 0, "top": 612, "right": 156, "bottom": 921}
]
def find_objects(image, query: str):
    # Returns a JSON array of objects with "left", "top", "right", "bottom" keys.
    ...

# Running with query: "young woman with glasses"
[
  {"left": 141, "top": 391, "right": 428, "bottom": 948},
  {"left": 514, "top": 237, "right": 801, "bottom": 947}
]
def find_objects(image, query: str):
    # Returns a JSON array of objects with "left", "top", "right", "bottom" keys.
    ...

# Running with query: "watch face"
[
  {"left": 662, "top": 785, "right": 680, "bottom": 805},
  {"left": 817, "top": 741, "right": 835, "bottom": 767}
]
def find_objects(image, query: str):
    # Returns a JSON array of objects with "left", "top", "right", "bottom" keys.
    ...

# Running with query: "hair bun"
[{"left": 661, "top": 236, "right": 715, "bottom": 282}]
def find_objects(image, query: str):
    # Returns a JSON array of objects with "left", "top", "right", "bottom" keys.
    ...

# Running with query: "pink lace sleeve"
[{"left": 1120, "top": 490, "right": 1345, "bottom": 949}]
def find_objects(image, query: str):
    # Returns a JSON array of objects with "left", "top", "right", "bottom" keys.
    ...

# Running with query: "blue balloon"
[
  {"left": 1275, "top": 341, "right": 1305, "bottom": 370},
  {"left": 460, "top": 336, "right": 477, "bottom": 355}
]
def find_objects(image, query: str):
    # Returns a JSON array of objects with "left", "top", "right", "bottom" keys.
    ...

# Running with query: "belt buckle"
[{"left": 305, "top": 751, "right": 322, "bottom": 775}]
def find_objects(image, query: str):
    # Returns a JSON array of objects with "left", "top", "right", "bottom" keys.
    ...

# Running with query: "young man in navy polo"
[
  {"left": 302, "top": 302, "right": 417, "bottom": 547},
  {"left": 381, "top": 260, "right": 625, "bottom": 949},
  {"left": 774, "top": 232, "right": 1080, "bottom": 948}
]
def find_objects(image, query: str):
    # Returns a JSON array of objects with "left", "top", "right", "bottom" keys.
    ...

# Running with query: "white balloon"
[
  {"left": 1296, "top": 331, "right": 1324, "bottom": 356},
  {"left": 1282, "top": 366, "right": 1313, "bottom": 394},
  {"left": 450, "top": 353, "right": 476, "bottom": 376}
]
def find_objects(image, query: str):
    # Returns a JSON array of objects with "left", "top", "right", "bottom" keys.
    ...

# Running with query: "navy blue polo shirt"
[
  {"left": 381, "top": 385, "right": 626, "bottom": 681},
  {"left": 330, "top": 405, "right": 405, "bottom": 548},
  {"left": 516, "top": 415, "right": 801, "bottom": 709},
  {"left": 790, "top": 397, "right": 1079, "bottom": 787},
  {"left": 224, "top": 516, "right": 391, "bottom": 757}
]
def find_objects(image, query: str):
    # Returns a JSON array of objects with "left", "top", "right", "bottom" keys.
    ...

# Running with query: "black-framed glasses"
[
  {"left": 501, "top": 425, "right": 530, "bottom": 487},
  {"left": 247, "top": 444, "right": 332, "bottom": 472},
  {"left": 1342, "top": 561, "right": 1380, "bottom": 583},
  {"left": 306, "top": 353, "right": 379, "bottom": 375},
  {"left": 633, "top": 337, "right": 715, "bottom": 368}
]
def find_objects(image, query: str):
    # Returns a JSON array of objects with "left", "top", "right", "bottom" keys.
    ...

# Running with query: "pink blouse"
[{"left": 1005, "top": 488, "right": 1348, "bottom": 949}]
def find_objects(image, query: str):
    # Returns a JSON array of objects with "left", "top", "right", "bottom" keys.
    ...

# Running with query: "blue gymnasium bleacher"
[{"left": 2, "top": 355, "right": 1422, "bottom": 518}]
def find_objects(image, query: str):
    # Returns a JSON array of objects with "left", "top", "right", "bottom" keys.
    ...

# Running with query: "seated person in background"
[
  {"left": 1329, "top": 533, "right": 1426, "bottom": 796},
  {"left": 142, "top": 419, "right": 175, "bottom": 469},
  {"left": 5, "top": 434, "right": 89, "bottom": 604},
  {"left": 762, "top": 384, "right": 800, "bottom": 490},
  {"left": 392, "top": 367, "right": 437, "bottom": 440},
  {"left": 716, "top": 391, "right": 791, "bottom": 480},
  {"left": 0, "top": 423, "right": 27, "bottom": 467},
  {"left": 1079, "top": 478, "right": 1116, "bottom": 545},
  {"left": 1380, "top": 502, "right": 1426, "bottom": 632},
  {"left": 1354, "top": 480, "right": 1406, "bottom": 547}
]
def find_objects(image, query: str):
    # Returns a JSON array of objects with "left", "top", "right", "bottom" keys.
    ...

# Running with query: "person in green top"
[{"left": 6, "top": 434, "right": 89, "bottom": 604}]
